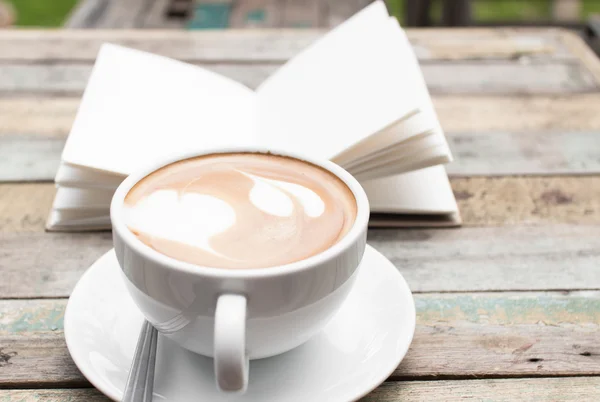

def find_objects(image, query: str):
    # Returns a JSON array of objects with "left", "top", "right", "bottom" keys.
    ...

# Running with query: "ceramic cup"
[{"left": 110, "top": 147, "right": 369, "bottom": 393}]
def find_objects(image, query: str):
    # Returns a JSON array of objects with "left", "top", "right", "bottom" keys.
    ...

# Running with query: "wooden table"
[{"left": 1, "top": 28, "right": 600, "bottom": 401}]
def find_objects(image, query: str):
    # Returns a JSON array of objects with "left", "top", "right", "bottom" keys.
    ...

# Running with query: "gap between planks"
[
  {"left": 0, "top": 291, "right": 599, "bottom": 387},
  {"left": 2, "top": 224, "right": 600, "bottom": 298}
]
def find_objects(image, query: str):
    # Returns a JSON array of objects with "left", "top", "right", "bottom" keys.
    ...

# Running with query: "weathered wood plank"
[
  {"left": 0, "top": 136, "right": 63, "bottom": 181},
  {"left": 2, "top": 225, "right": 600, "bottom": 298},
  {"left": 433, "top": 94, "right": 600, "bottom": 132},
  {"left": 0, "top": 184, "right": 54, "bottom": 232},
  {"left": 0, "top": 98, "right": 77, "bottom": 136},
  {"left": 422, "top": 62, "right": 598, "bottom": 94},
  {"left": 2, "top": 176, "right": 599, "bottom": 233},
  {"left": 1, "top": 292, "right": 598, "bottom": 386},
  {"left": 1, "top": 61, "right": 596, "bottom": 95},
  {"left": 3, "top": 94, "right": 600, "bottom": 137},
  {"left": 396, "top": 292, "right": 600, "bottom": 378},
  {"left": 361, "top": 377, "right": 600, "bottom": 401},
  {"left": 0, "top": 389, "right": 109, "bottom": 401},
  {"left": 452, "top": 176, "right": 600, "bottom": 226},
  {"left": 281, "top": 0, "right": 323, "bottom": 28},
  {"left": 369, "top": 224, "right": 600, "bottom": 292},
  {"left": 1, "top": 378, "right": 598, "bottom": 401},
  {"left": 446, "top": 130, "right": 600, "bottom": 176},
  {"left": 0, "top": 233, "right": 112, "bottom": 298},
  {"left": 0, "top": 299, "right": 85, "bottom": 387},
  {"left": 3, "top": 129, "right": 600, "bottom": 181},
  {"left": 0, "top": 29, "right": 579, "bottom": 63}
]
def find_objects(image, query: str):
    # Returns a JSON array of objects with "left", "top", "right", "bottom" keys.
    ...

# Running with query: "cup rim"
[{"left": 110, "top": 147, "right": 370, "bottom": 279}]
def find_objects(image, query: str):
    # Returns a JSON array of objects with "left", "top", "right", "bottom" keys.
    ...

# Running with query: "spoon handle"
[{"left": 123, "top": 320, "right": 158, "bottom": 402}]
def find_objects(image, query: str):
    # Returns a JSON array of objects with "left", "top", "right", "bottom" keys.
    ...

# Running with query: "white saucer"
[{"left": 64, "top": 245, "right": 415, "bottom": 402}]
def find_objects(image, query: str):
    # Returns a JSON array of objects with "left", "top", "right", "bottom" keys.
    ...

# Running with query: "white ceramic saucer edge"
[{"left": 64, "top": 245, "right": 416, "bottom": 402}]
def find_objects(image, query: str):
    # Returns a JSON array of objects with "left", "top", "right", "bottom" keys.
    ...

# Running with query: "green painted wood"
[
  {"left": 187, "top": 3, "right": 232, "bottom": 30},
  {"left": 0, "top": 291, "right": 599, "bottom": 386}
]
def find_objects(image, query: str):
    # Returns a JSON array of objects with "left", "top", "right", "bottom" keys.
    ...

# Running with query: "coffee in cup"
[{"left": 123, "top": 153, "right": 357, "bottom": 269}]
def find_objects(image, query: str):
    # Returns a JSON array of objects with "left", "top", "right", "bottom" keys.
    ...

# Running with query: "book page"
[
  {"left": 255, "top": 2, "right": 421, "bottom": 160},
  {"left": 361, "top": 166, "right": 458, "bottom": 214},
  {"left": 61, "top": 44, "right": 257, "bottom": 176},
  {"left": 52, "top": 187, "right": 114, "bottom": 210},
  {"left": 55, "top": 163, "right": 125, "bottom": 189}
]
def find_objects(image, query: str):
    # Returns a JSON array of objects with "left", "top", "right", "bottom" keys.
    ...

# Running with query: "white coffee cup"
[{"left": 110, "top": 147, "right": 369, "bottom": 393}]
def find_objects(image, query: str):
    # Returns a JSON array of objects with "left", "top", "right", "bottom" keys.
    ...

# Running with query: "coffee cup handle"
[{"left": 214, "top": 294, "right": 249, "bottom": 393}]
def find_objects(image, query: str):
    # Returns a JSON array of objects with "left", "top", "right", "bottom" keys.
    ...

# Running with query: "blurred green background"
[
  {"left": 387, "top": 0, "right": 600, "bottom": 23},
  {"left": 4, "top": 0, "right": 600, "bottom": 27},
  {"left": 5, "top": 0, "right": 78, "bottom": 26}
]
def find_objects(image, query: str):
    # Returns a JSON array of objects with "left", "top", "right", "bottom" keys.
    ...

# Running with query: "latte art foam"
[{"left": 124, "top": 153, "right": 357, "bottom": 269}]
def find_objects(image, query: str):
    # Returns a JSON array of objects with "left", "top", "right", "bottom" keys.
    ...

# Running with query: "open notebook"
[{"left": 47, "top": 1, "right": 460, "bottom": 231}]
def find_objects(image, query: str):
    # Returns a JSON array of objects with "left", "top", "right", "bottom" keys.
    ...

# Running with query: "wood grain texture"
[
  {"left": 433, "top": 94, "right": 600, "bottom": 132},
  {"left": 369, "top": 224, "right": 600, "bottom": 292},
  {"left": 2, "top": 176, "right": 599, "bottom": 233},
  {"left": 445, "top": 130, "right": 600, "bottom": 176},
  {"left": 3, "top": 129, "right": 600, "bottom": 181},
  {"left": 0, "top": 301, "right": 84, "bottom": 387},
  {"left": 0, "top": 28, "right": 579, "bottom": 63},
  {"left": 1, "top": 62, "right": 596, "bottom": 95},
  {"left": 0, "top": 184, "right": 54, "bottom": 232},
  {"left": 3, "top": 94, "right": 600, "bottom": 137},
  {"left": 361, "top": 377, "right": 600, "bottom": 401},
  {"left": 452, "top": 176, "right": 600, "bottom": 226},
  {"left": 1, "top": 292, "right": 598, "bottom": 386},
  {"left": 0, "top": 389, "right": 110, "bottom": 401},
  {"left": 0, "top": 136, "right": 62, "bottom": 181},
  {"left": 2, "top": 224, "right": 599, "bottom": 298},
  {"left": 0, "top": 98, "right": 77, "bottom": 136},
  {"left": 0, "top": 233, "right": 112, "bottom": 298},
  {"left": 281, "top": 0, "right": 323, "bottom": 28},
  {"left": 1, "top": 378, "right": 598, "bottom": 401}
]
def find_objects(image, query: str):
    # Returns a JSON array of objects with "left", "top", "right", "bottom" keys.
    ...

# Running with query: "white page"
[
  {"left": 62, "top": 44, "right": 257, "bottom": 176},
  {"left": 333, "top": 111, "right": 428, "bottom": 166},
  {"left": 56, "top": 163, "right": 125, "bottom": 189},
  {"left": 349, "top": 132, "right": 448, "bottom": 174},
  {"left": 362, "top": 166, "right": 457, "bottom": 214},
  {"left": 356, "top": 150, "right": 450, "bottom": 181},
  {"left": 52, "top": 187, "right": 114, "bottom": 210},
  {"left": 47, "top": 210, "right": 111, "bottom": 231},
  {"left": 256, "top": 2, "right": 422, "bottom": 160}
]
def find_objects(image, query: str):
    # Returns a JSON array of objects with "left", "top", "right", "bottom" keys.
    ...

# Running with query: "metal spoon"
[{"left": 123, "top": 320, "right": 159, "bottom": 402}]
